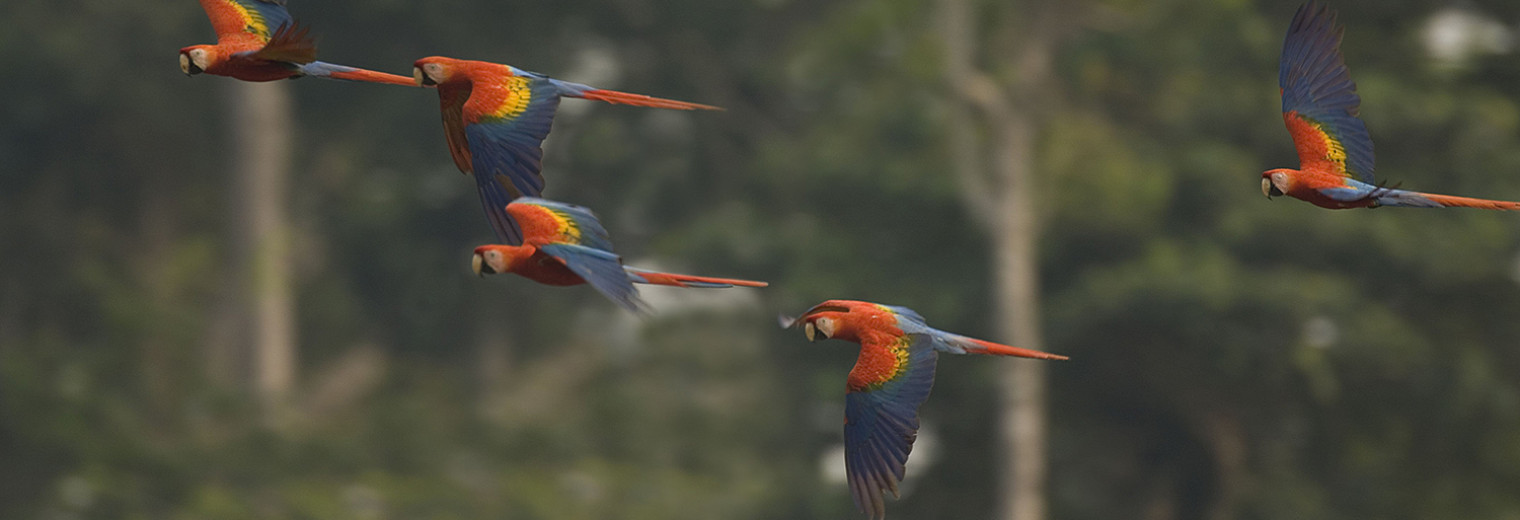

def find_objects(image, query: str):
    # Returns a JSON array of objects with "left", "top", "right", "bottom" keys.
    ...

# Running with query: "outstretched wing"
[
  {"left": 463, "top": 71, "right": 562, "bottom": 232},
  {"left": 538, "top": 244, "right": 646, "bottom": 313},
  {"left": 506, "top": 198, "right": 615, "bottom": 252},
  {"left": 199, "top": 0, "right": 294, "bottom": 44},
  {"left": 1279, "top": 1, "right": 1375, "bottom": 183},
  {"left": 430, "top": 83, "right": 525, "bottom": 243},
  {"left": 843, "top": 333, "right": 938, "bottom": 520}
]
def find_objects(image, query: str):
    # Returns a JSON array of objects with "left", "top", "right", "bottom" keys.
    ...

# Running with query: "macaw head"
[
  {"left": 780, "top": 301, "right": 864, "bottom": 342},
  {"left": 413, "top": 57, "right": 460, "bottom": 87},
  {"left": 804, "top": 314, "right": 840, "bottom": 342},
  {"left": 472, "top": 245, "right": 514, "bottom": 277},
  {"left": 1261, "top": 169, "right": 1291, "bottom": 199},
  {"left": 179, "top": 45, "right": 217, "bottom": 76}
]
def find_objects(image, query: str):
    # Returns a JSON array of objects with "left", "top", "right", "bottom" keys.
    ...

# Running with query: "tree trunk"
[
  {"left": 940, "top": 0, "right": 1057, "bottom": 518},
  {"left": 221, "top": 81, "right": 297, "bottom": 423},
  {"left": 991, "top": 114, "right": 1047, "bottom": 520}
]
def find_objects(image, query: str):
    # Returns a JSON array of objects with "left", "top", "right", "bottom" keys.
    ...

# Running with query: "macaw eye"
[
  {"left": 425, "top": 63, "right": 443, "bottom": 77},
  {"left": 488, "top": 251, "right": 501, "bottom": 260}
]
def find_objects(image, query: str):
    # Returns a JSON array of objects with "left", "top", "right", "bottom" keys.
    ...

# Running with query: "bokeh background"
[{"left": 6, "top": 0, "right": 1520, "bottom": 518}]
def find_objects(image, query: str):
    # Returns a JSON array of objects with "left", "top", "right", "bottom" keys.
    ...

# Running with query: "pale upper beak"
[
  {"left": 413, "top": 67, "right": 435, "bottom": 87},
  {"left": 1262, "top": 178, "right": 1274, "bottom": 199},
  {"left": 804, "top": 322, "right": 817, "bottom": 342},
  {"left": 472, "top": 253, "right": 484, "bottom": 277},
  {"left": 179, "top": 54, "right": 194, "bottom": 76}
]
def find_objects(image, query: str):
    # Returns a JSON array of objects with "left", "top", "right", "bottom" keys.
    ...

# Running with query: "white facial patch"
[
  {"left": 814, "top": 317, "right": 836, "bottom": 339},
  {"left": 189, "top": 49, "right": 210, "bottom": 70}
]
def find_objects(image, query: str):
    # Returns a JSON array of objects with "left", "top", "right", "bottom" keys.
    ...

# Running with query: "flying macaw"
[
  {"left": 779, "top": 300, "right": 1067, "bottom": 520},
  {"left": 180, "top": 0, "right": 416, "bottom": 85},
  {"left": 412, "top": 56, "right": 721, "bottom": 243},
  {"left": 471, "top": 198, "right": 765, "bottom": 313},
  {"left": 1263, "top": 1, "right": 1520, "bottom": 210}
]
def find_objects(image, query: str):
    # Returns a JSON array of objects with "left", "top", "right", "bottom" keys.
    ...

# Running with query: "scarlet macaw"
[
  {"left": 1263, "top": 1, "right": 1520, "bottom": 210},
  {"left": 780, "top": 300, "right": 1067, "bottom": 520},
  {"left": 412, "top": 57, "right": 721, "bottom": 243},
  {"left": 180, "top": 0, "right": 415, "bottom": 86},
  {"left": 471, "top": 198, "right": 765, "bottom": 313}
]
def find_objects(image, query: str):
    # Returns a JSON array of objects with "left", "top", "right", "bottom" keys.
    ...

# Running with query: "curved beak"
[
  {"left": 1261, "top": 178, "right": 1275, "bottom": 199},
  {"left": 472, "top": 253, "right": 485, "bottom": 277},
  {"left": 804, "top": 321, "right": 817, "bottom": 342},
  {"left": 179, "top": 54, "right": 201, "bottom": 76},
  {"left": 413, "top": 67, "right": 434, "bottom": 87}
]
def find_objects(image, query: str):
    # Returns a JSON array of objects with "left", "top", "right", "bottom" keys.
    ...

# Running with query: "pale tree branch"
[{"left": 939, "top": 0, "right": 1002, "bottom": 227}]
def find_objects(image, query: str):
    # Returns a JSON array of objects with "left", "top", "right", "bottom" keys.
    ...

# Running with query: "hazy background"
[{"left": 5, "top": 0, "right": 1520, "bottom": 518}]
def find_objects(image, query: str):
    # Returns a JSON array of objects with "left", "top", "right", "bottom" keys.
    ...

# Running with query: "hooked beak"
[
  {"left": 180, "top": 54, "right": 202, "bottom": 76},
  {"left": 1261, "top": 178, "right": 1279, "bottom": 199},
  {"left": 804, "top": 322, "right": 817, "bottom": 342},
  {"left": 471, "top": 253, "right": 487, "bottom": 277},
  {"left": 413, "top": 67, "right": 435, "bottom": 87}
]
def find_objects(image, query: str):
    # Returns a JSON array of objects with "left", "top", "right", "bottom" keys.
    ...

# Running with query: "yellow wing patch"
[
  {"left": 1285, "top": 111, "right": 1352, "bottom": 177},
  {"left": 544, "top": 208, "right": 583, "bottom": 244},
  {"left": 890, "top": 337, "right": 910, "bottom": 379},
  {"left": 1312, "top": 120, "right": 1348, "bottom": 168},
  {"left": 489, "top": 77, "right": 535, "bottom": 120},
  {"left": 851, "top": 335, "right": 913, "bottom": 393},
  {"left": 224, "top": 0, "right": 271, "bottom": 40},
  {"left": 871, "top": 337, "right": 913, "bottom": 391}
]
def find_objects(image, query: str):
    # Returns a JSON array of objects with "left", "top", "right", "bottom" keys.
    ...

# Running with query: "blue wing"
[
  {"left": 537, "top": 243, "right": 645, "bottom": 313},
  {"left": 1279, "top": 1, "right": 1375, "bottom": 182},
  {"left": 238, "top": 0, "right": 294, "bottom": 40},
  {"left": 844, "top": 334, "right": 938, "bottom": 520},
  {"left": 464, "top": 75, "right": 562, "bottom": 244},
  {"left": 242, "top": 0, "right": 293, "bottom": 36},
  {"left": 475, "top": 172, "right": 524, "bottom": 245}
]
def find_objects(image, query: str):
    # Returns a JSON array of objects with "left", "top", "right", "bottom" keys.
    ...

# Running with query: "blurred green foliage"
[{"left": 4, "top": 0, "right": 1520, "bottom": 519}]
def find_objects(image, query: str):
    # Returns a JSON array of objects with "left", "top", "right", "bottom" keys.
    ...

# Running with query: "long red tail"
[
  {"left": 324, "top": 67, "right": 420, "bottom": 87},
  {"left": 954, "top": 336, "right": 1069, "bottom": 360},
  {"left": 1417, "top": 192, "right": 1520, "bottom": 210},
  {"left": 625, "top": 267, "right": 767, "bottom": 288},
  {"left": 577, "top": 88, "right": 722, "bottom": 111}
]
